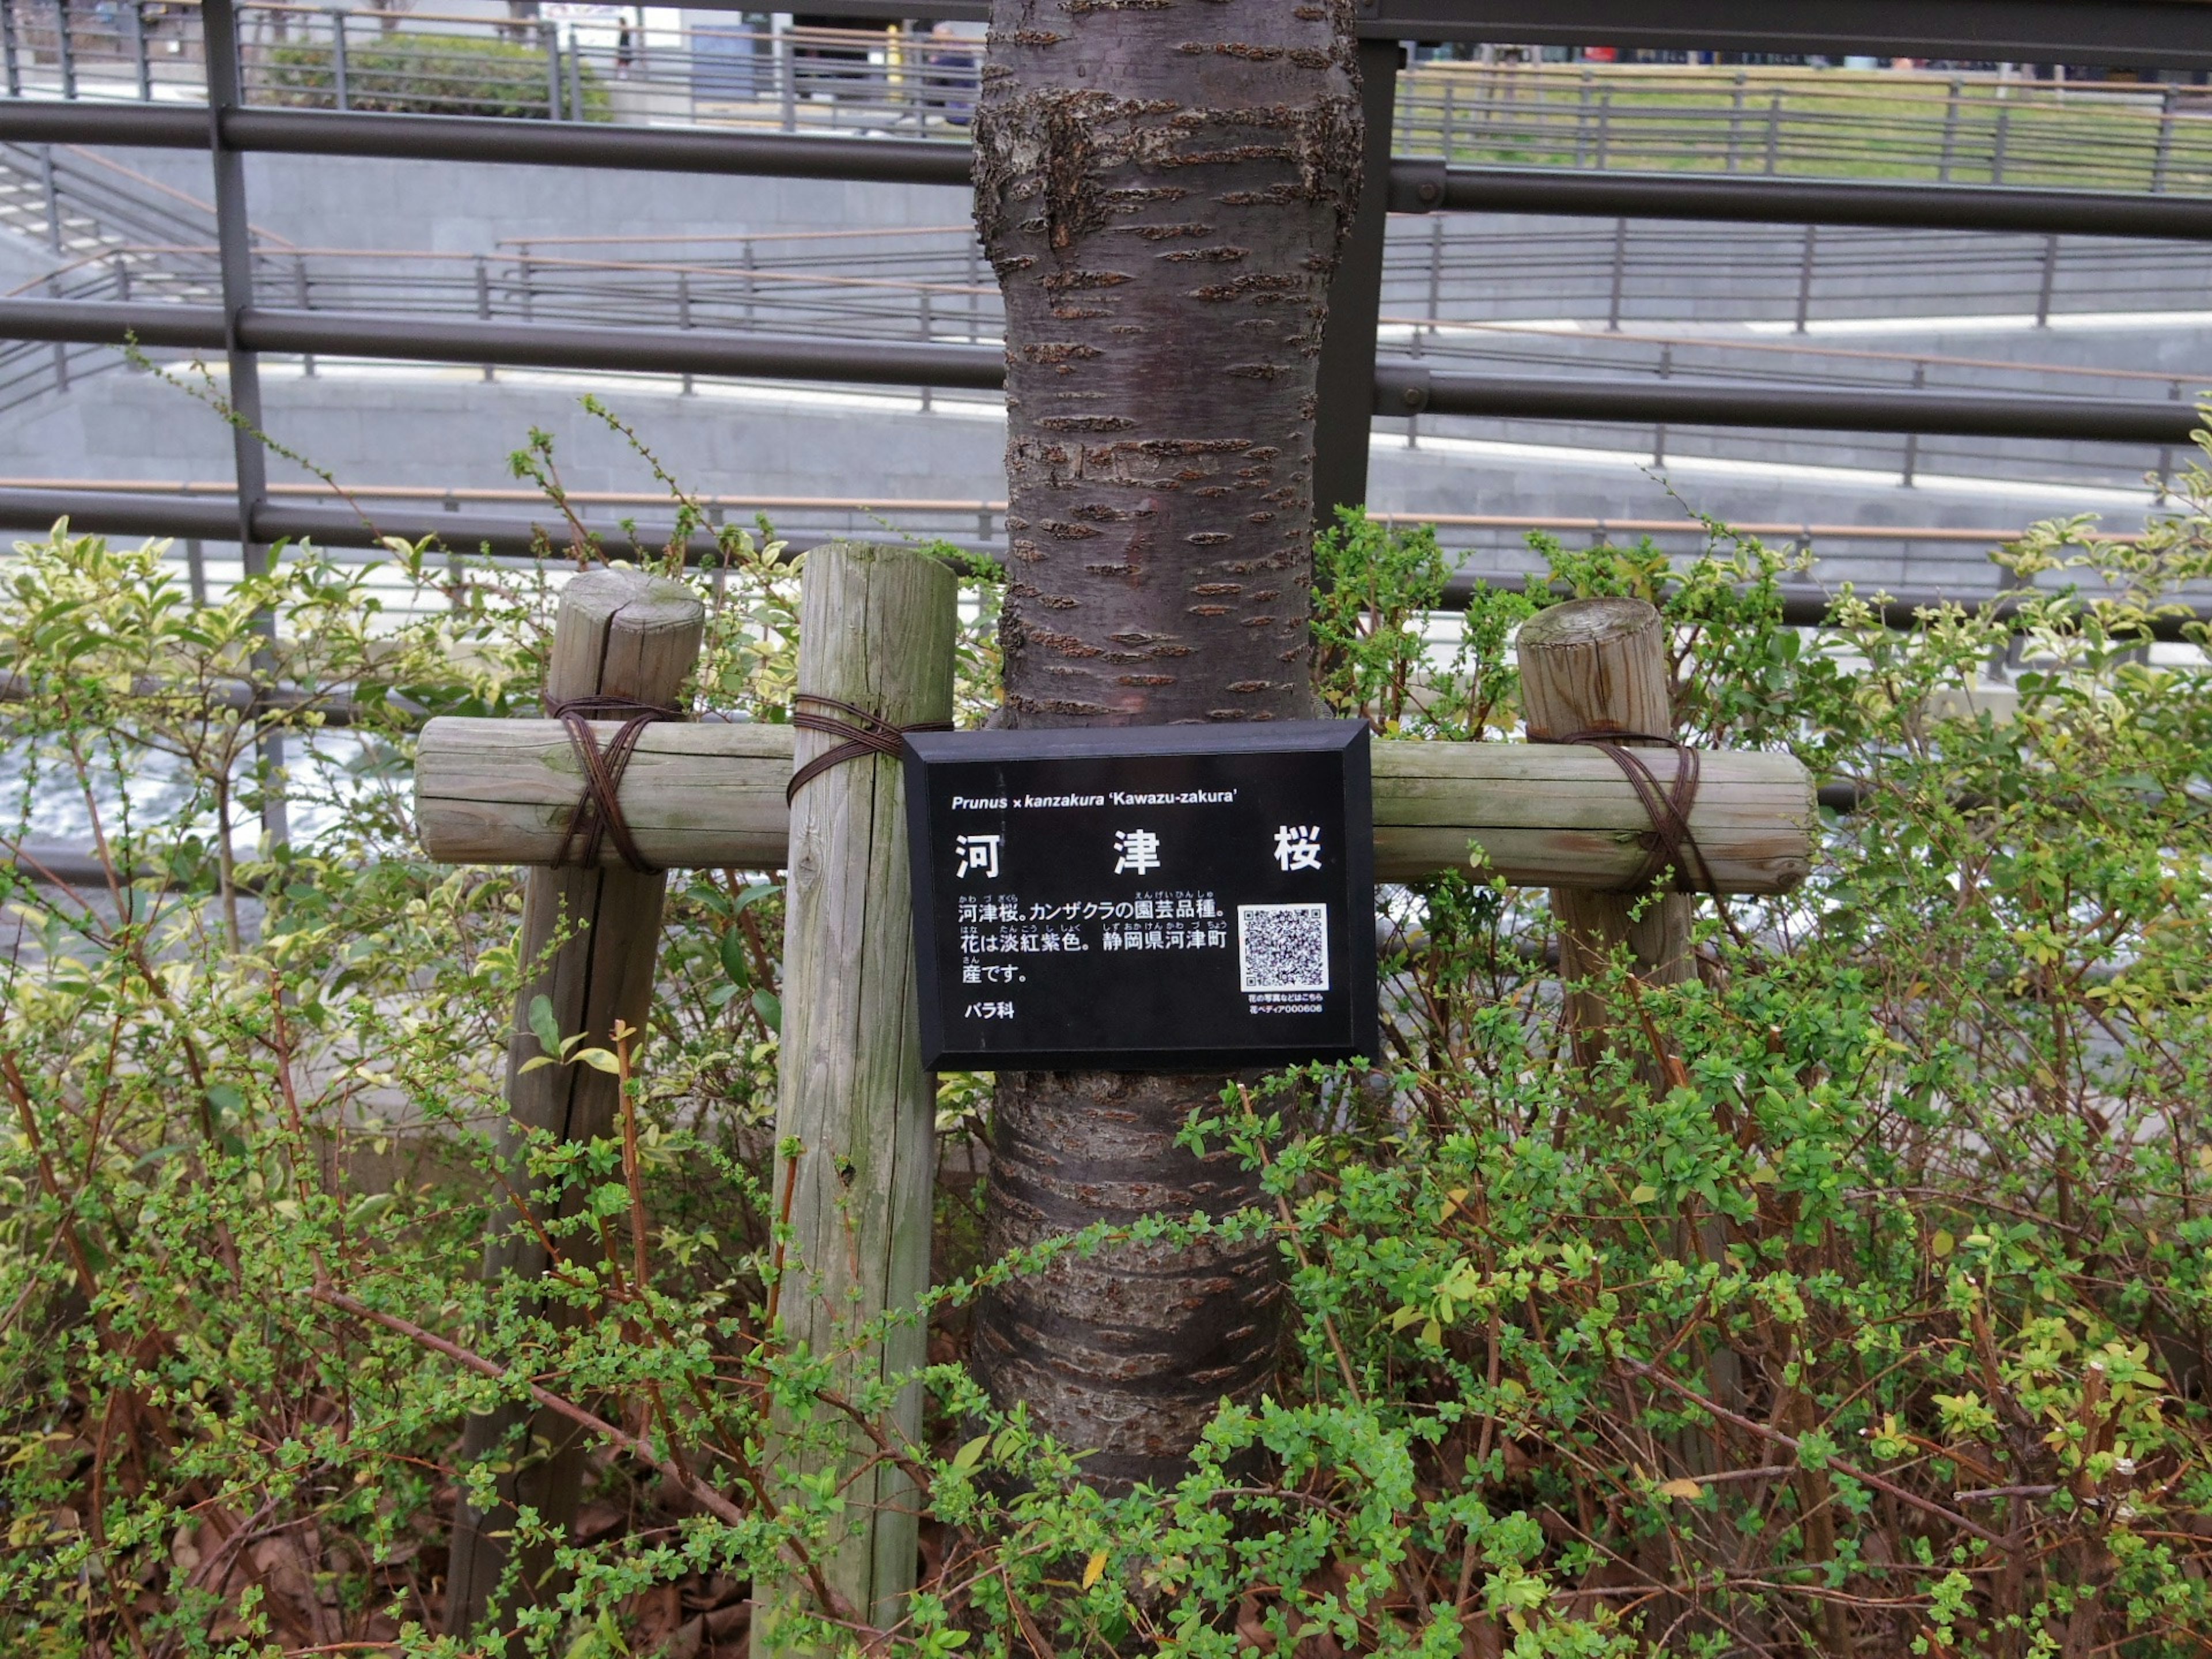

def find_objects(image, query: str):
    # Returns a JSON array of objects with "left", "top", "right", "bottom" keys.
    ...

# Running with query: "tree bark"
[{"left": 970, "top": 0, "right": 1362, "bottom": 1487}]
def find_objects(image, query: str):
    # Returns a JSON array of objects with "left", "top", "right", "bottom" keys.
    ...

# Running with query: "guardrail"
[
  {"left": 9, "top": 0, "right": 2212, "bottom": 193},
  {"left": 6, "top": 224, "right": 2202, "bottom": 493},
  {"left": 6, "top": 476, "right": 2195, "bottom": 633}
]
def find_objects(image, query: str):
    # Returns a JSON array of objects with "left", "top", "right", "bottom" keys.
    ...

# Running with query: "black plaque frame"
[{"left": 904, "top": 722, "right": 1377, "bottom": 1072}]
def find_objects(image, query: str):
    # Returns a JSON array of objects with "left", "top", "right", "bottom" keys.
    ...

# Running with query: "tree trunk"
[{"left": 970, "top": 0, "right": 1362, "bottom": 1487}]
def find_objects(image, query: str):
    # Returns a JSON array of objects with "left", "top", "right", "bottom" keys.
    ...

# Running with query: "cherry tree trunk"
[{"left": 971, "top": 0, "right": 1362, "bottom": 1487}]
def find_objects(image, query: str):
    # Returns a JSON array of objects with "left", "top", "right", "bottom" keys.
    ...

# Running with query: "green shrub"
[
  {"left": 2, "top": 419, "right": 2211, "bottom": 1656},
  {"left": 261, "top": 31, "right": 609, "bottom": 120}
]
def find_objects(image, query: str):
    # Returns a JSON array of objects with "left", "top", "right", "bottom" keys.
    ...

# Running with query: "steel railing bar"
[
  {"left": 5, "top": 98, "right": 2212, "bottom": 246},
  {"left": 1388, "top": 365, "right": 2204, "bottom": 444},
  {"left": 1, "top": 484, "right": 2202, "bottom": 643},
  {"left": 1, "top": 294, "right": 2200, "bottom": 445},
  {"left": 1411, "top": 164, "right": 2212, "bottom": 241}
]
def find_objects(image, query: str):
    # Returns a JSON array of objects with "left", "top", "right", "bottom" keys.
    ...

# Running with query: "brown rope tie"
[
  {"left": 786, "top": 692, "right": 952, "bottom": 805},
  {"left": 1537, "top": 728, "right": 1717, "bottom": 895},
  {"left": 545, "top": 694, "right": 680, "bottom": 872}
]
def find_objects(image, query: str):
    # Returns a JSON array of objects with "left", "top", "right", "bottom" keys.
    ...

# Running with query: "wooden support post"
[
  {"left": 445, "top": 569, "right": 705, "bottom": 1643},
  {"left": 1516, "top": 597, "right": 1692, "bottom": 1071},
  {"left": 755, "top": 543, "right": 956, "bottom": 1650}
]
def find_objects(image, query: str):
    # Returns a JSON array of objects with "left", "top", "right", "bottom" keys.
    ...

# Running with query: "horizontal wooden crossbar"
[{"left": 414, "top": 718, "right": 1816, "bottom": 895}]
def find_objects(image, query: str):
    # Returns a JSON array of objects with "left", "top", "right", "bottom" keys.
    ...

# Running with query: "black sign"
[{"left": 903, "top": 721, "right": 1375, "bottom": 1071}]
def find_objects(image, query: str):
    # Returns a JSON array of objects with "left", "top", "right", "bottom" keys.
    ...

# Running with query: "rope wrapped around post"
[
  {"left": 785, "top": 691, "right": 952, "bottom": 805},
  {"left": 546, "top": 693, "right": 680, "bottom": 871},
  {"left": 1536, "top": 729, "right": 1716, "bottom": 895}
]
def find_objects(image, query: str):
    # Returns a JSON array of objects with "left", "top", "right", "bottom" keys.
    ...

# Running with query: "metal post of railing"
[
  {"left": 2035, "top": 234, "right": 2058, "bottom": 327},
  {"left": 1312, "top": 35, "right": 1400, "bottom": 530},
  {"left": 111, "top": 251, "right": 128, "bottom": 301},
  {"left": 741, "top": 234, "right": 755, "bottom": 324},
  {"left": 330, "top": 9, "right": 347, "bottom": 111},
  {"left": 202, "top": 0, "right": 286, "bottom": 844},
  {"left": 1939, "top": 78, "right": 1961, "bottom": 181},
  {"left": 1902, "top": 361, "right": 1925, "bottom": 485},
  {"left": 185, "top": 539, "right": 207, "bottom": 605},
  {"left": 1594, "top": 88, "right": 1611, "bottom": 170},
  {"left": 541, "top": 21, "right": 560, "bottom": 119},
  {"left": 1573, "top": 66, "right": 1590, "bottom": 168},
  {"left": 918, "top": 283, "right": 933, "bottom": 411},
  {"left": 475, "top": 253, "right": 493, "bottom": 382},
  {"left": 1, "top": 0, "right": 20, "bottom": 101},
  {"left": 1426, "top": 215, "right": 1442, "bottom": 336},
  {"left": 517, "top": 242, "right": 534, "bottom": 320},
  {"left": 965, "top": 240, "right": 978, "bottom": 342},
  {"left": 774, "top": 13, "right": 794, "bottom": 132},
  {"left": 1794, "top": 222, "right": 1817, "bottom": 334},
  {"left": 1652, "top": 343, "right": 1670, "bottom": 465},
  {"left": 54, "top": 0, "right": 73, "bottom": 98},
  {"left": 1727, "top": 70, "right": 1744, "bottom": 172},
  {"left": 46, "top": 275, "right": 68, "bottom": 392},
  {"left": 566, "top": 29, "right": 584, "bottom": 122},
  {"left": 39, "top": 145, "right": 62, "bottom": 252},
  {"left": 1606, "top": 215, "right": 1626, "bottom": 332},
  {"left": 2157, "top": 378, "right": 2183, "bottom": 498},
  {"left": 129, "top": 1, "right": 150, "bottom": 100},
  {"left": 1440, "top": 77, "right": 1454, "bottom": 161},
  {"left": 1764, "top": 89, "right": 1781, "bottom": 174},
  {"left": 294, "top": 254, "right": 313, "bottom": 376},
  {"left": 1993, "top": 101, "right": 2010, "bottom": 185},
  {"left": 677, "top": 267, "right": 693, "bottom": 395},
  {"left": 2153, "top": 85, "right": 2177, "bottom": 194}
]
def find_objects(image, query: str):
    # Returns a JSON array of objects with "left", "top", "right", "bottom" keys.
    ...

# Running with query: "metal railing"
[
  {"left": 6, "top": 211, "right": 2203, "bottom": 494},
  {"left": 10, "top": 0, "right": 2212, "bottom": 193},
  {"left": 6, "top": 475, "right": 2188, "bottom": 626}
]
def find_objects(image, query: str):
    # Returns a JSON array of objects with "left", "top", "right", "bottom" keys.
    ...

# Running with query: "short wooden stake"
[
  {"left": 1516, "top": 596, "right": 1693, "bottom": 1071},
  {"left": 445, "top": 569, "right": 706, "bottom": 1641},
  {"left": 755, "top": 542, "right": 956, "bottom": 1651}
]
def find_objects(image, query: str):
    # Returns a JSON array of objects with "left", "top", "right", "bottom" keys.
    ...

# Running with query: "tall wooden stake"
[
  {"left": 1518, "top": 594, "right": 1745, "bottom": 1505},
  {"left": 1516, "top": 597, "right": 1692, "bottom": 1067},
  {"left": 446, "top": 569, "right": 705, "bottom": 1642},
  {"left": 756, "top": 542, "right": 957, "bottom": 1651}
]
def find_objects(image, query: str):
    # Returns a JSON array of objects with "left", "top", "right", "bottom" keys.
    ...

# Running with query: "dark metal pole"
[
  {"left": 201, "top": 0, "right": 287, "bottom": 845},
  {"left": 130, "top": 1, "right": 150, "bottom": 101},
  {"left": 54, "top": 0, "right": 73, "bottom": 99},
  {"left": 1312, "top": 35, "right": 1403, "bottom": 533},
  {"left": 39, "top": 145, "right": 61, "bottom": 252},
  {"left": 2, "top": 0, "right": 20, "bottom": 100}
]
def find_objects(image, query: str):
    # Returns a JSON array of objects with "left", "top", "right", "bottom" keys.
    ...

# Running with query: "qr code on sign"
[{"left": 1238, "top": 904, "right": 1331, "bottom": 993}]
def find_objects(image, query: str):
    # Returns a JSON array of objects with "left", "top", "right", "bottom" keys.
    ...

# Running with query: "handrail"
[
  {"left": 1380, "top": 317, "right": 2212, "bottom": 389},
  {"left": 0, "top": 477, "right": 2165, "bottom": 546}
]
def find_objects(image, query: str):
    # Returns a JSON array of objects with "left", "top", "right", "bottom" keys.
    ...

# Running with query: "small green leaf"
[
  {"left": 573, "top": 1047, "right": 620, "bottom": 1074},
  {"left": 752, "top": 988, "right": 782, "bottom": 1034},
  {"left": 1630, "top": 1184, "right": 1659, "bottom": 1205},
  {"left": 528, "top": 994, "right": 562, "bottom": 1056},
  {"left": 518, "top": 1055, "right": 555, "bottom": 1074},
  {"left": 950, "top": 1433, "right": 990, "bottom": 1474},
  {"left": 719, "top": 930, "right": 749, "bottom": 985}
]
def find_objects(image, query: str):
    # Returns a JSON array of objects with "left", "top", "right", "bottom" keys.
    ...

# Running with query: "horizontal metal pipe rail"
[
  {"left": 0, "top": 102, "right": 976, "bottom": 183},
  {"left": 13, "top": 101, "right": 2212, "bottom": 245},
  {"left": 4, "top": 495, "right": 2198, "bottom": 645},
  {"left": 1406, "top": 164, "right": 2212, "bottom": 240},
  {"left": 5, "top": 295, "right": 2197, "bottom": 444},
  {"left": 1389, "top": 365, "right": 2206, "bottom": 443}
]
